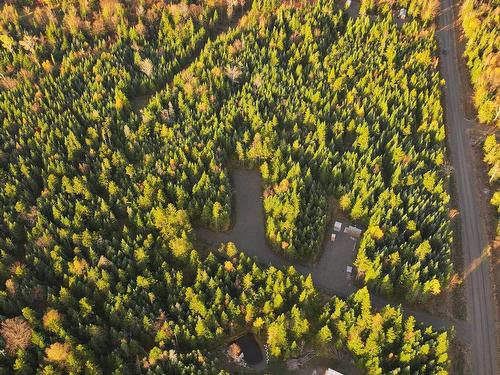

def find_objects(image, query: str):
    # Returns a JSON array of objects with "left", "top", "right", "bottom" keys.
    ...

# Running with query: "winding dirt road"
[
  {"left": 437, "top": 0, "right": 497, "bottom": 373},
  {"left": 197, "top": 170, "right": 470, "bottom": 340}
]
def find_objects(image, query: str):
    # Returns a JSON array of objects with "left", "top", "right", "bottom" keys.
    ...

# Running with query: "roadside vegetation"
[
  {"left": 0, "top": 0, "right": 451, "bottom": 373},
  {"left": 484, "top": 134, "right": 500, "bottom": 235},
  {"left": 358, "top": 0, "right": 440, "bottom": 22},
  {"left": 460, "top": 0, "right": 499, "bottom": 236},
  {"left": 461, "top": 0, "right": 499, "bottom": 127}
]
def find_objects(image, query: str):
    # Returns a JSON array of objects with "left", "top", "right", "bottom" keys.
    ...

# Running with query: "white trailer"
[
  {"left": 334, "top": 221, "right": 342, "bottom": 232},
  {"left": 346, "top": 266, "right": 353, "bottom": 280},
  {"left": 344, "top": 225, "right": 362, "bottom": 238}
]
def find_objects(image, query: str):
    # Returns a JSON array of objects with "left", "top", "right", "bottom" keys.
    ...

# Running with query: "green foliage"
[
  {"left": 461, "top": 0, "right": 499, "bottom": 240},
  {"left": 319, "top": 288, "right": 449, "bottom": 374},
  {"left": 0, "top": 0, "right": 450, "bottom": 373},
  {"left": 461, "top": 0, "right": 499, "bottom": 127},
  {"left": 360, "top": 0, "right": 439, "bottom": 22},
  {"left": 483, "top": 134, "right": 500, "bottom": 235}
]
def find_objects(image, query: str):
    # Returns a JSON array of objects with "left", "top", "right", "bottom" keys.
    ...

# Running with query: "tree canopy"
[{"left": 0, "top": 0, "right": 451, "bottom": 373}]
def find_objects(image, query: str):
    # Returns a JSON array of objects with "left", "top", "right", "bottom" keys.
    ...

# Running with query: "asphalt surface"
[
  {"left": 437, "top": 0, "right": 497, "bottom": 373},
  {"left": 196, "top": 169, "right": 469, "bottom": 340}
]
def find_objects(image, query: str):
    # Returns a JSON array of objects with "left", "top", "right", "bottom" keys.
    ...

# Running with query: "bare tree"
[
  {"left": 239, "top": 0, "right": 246, "bottom": 12},
  {"left": 138, "top": 58, "right": 154, "bottom": 78},
  {"left": 0, "top": 76, "right": 17, "bottom": 90},
  {"left": 226, "top": 0, "right": 239, "bottom": 19},
  {"left": 225, "top": 65, "right": 242, "bottom": 82},
  {"left": 0, "top": 317, "right": 32, "bottom": 355},
  {"left": 19, "top": 33, "right": 37, "bottom": 55}
]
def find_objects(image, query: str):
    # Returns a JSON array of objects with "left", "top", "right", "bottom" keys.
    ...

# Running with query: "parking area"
[{"left": 312, "top": 220, "right": 360, "bottom": 297}]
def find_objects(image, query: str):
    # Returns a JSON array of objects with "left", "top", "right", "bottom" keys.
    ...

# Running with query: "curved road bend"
[
  {"left": 197, "top": 170, "right": 469, "bottom": 340},
  {"left": 438, "top": 0, "right": 497, "bottom": 373}
]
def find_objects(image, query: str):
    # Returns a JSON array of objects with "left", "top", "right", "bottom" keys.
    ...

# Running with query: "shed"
[
  {"left": 325, "top": 369, "right": 344, "bottom": 375},
  {"left": 344, "top": 225, "right": 362, "bottom": 238},
  {"left": 334, "top": 221, "right": 342, "bottom": 232},
  {"left": 330, "top": 233, "right": 337, "bottom": 242},
  {"left": 399, "top": 8, "right": 407, "bottom": 19}
]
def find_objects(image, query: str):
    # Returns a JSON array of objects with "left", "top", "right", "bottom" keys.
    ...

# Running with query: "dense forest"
[
  {"left": 0, "top": 0, "right": 451, "bottom": 373},
  {"left": 358, "top": 0, "right": 440, "bottom": 22},
  {"left": 137, "top": 0, "right": 452, "bottom": 299},
  {"left": 484, "top": 134, "right": 500, "bottom": 235},
  {"left": 461, "top": 0, "right": 499, "bottom": 127},
  {"left": 460, "top": 0, "right": 499, "bottom": 236}
]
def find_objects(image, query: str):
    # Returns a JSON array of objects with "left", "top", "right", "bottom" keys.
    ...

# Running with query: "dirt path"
[
  {"left": 437, "top": 0, "right": 497, "bottom": 373},
  {"left": 196, "top": 169, "right": 470, "bottom": 340}
]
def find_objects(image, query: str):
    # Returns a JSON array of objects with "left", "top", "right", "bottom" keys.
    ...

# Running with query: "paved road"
[
  {"left": 437, "top": 0, "right": 497, "bottom": 373},
  {"left": 197, "top": 169, "right": 469, "bottom": 340}
]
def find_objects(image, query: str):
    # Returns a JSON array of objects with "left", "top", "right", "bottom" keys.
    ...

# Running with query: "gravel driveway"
[{"left": 196, "top": 169, "right": 469, "bottom": 339}]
